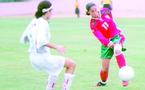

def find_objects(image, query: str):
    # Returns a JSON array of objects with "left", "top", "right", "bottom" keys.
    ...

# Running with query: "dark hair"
[
  {"left": 35, "top": 0, "right": 52, "bottom": 18},
  {"left": 86, "top": 2, "right": 96, "bottom": 15}
]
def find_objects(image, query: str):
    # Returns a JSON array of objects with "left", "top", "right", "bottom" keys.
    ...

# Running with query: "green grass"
[{"left": 0, "top": 17, "right": 145, "bottom": 90}]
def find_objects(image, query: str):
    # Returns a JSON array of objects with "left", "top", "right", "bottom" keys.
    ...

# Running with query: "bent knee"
[
  {"left": 114, "top": 49, "right": 122, "bottom": 56},
  {"left": 114, "top": 44, "right": 122, "bottom": 56},
  {"left": 65, "top": 58, "right": 76, "bottom": 69}
]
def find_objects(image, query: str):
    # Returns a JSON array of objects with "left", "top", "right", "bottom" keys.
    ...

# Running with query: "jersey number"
[{"left": 102, "top": 22, "right": 109, "bottom": 30}]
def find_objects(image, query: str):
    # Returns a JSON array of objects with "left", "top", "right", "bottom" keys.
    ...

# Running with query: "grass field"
[{"left": 0, "top": 17, "right": 145, "bottom": 90}]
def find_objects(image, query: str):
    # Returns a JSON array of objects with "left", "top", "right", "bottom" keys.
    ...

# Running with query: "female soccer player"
[
  {"left": 20, "top": 1, "right": 76, "bottom": 90},
  {"left": 86, "top": 2, "right": 128, "bottom": 87},
  {"left": 74, "top": 0, "right": 80, "bottom": 18}
]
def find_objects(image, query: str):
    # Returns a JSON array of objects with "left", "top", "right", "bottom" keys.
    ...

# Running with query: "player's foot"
[
  {"left": 96, "top": 81, "right": 106, "bottom": 87},
  {"left": 122, "top": 81, "right": 128, "bottom": 87}
]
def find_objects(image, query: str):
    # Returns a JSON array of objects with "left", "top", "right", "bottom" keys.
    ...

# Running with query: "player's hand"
[
  {"left": 56, "top": 45, "right": 66, "bottom": 54},
  {"left": 109, "top": 44, "right": 114, "bottom": 48},
  {"left": 107, "top": 41, "right": 114, "bottom": 48}
]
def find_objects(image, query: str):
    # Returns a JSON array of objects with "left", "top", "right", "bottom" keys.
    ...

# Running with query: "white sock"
[
  {"left": 46, "top": 75, "right": 57, "bottom": 90},
  {"left": 62, "top": 73, "right": 74, "bottom": 90}
]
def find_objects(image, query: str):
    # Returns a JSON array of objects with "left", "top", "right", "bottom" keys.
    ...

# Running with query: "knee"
[
  {"left": 114, "top": 44, "right": 122, "bottom": 56},
  {"left": 65, "top": 58, "right": 76, "bottom": 69},
  {"left": 102, "top": 66, "right": 109, "bottom": 72},
  {"left": 69, "top": 60, "right": 76, "bottom": 69}
]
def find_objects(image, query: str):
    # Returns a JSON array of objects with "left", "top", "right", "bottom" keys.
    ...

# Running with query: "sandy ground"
[{"left": 0, "top": 0, "right": 145, "bottom": 18}]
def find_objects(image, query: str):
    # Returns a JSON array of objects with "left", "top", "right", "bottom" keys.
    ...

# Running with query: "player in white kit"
[{"left": 20, "top": 1, "right": 76, "bottom": 90}]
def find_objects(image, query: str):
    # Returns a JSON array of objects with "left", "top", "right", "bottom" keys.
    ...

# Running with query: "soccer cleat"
[
  {"left": 96, "top": 81, "right": 106, "bottom": 87},
  {"left": 122, "top": 81, "right": 129, "bottom": 87}
]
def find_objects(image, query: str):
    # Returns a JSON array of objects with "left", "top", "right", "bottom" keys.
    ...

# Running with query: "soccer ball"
[{"left": 118, "top": 66, "right": 134, "bottom": 81}]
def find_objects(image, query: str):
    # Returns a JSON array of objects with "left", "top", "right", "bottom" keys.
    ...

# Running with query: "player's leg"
[
  {"left": 111, "top": 35, "right": 128, "bottom": 86},
  {"left": 44, "top": 55, "right": 75, "bottom": 90},
  {"left": 114, "top": 44, "right": 126, "bottom": 68},
  {"left": 96, "top": 59, "right": 111, "bottom": 86},
  {"left": 109, "top": 35, "right": 126, "bottom": 68},
  {"left": 46, "top": 75, "right": 58, "bottom": 90},
  {"left": 29, "top": 54, "right": 58, "bottom": 90},
  {"left": 62, "top": 58, "right": 76, "bottom": 90},
  {"left": 96, "top": 45, "right": 113, "bottom": 87},
  {"left": 114, "top": 44, "right": 128, "bottom": 86},
  {"left": 44, "top": 55, "right": 66, "bottom": 90}
]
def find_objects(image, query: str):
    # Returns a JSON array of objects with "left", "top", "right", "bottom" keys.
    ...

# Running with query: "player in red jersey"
[{"left": 86, "top": 2, "right": 128, "bottom": 87}]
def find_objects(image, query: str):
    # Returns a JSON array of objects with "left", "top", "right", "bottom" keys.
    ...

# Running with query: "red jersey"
[{"left": 90, "top": 18, "right": 120, "bottom": 46}]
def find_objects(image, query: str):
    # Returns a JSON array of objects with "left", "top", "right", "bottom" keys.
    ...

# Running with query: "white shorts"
[{"left": 29, "top": 53, "right": 65, "bottom": 76}]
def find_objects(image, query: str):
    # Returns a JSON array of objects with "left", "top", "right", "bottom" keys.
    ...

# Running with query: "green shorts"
[{"left": 101, "top": 35, "right": 120, "bottom": 59}]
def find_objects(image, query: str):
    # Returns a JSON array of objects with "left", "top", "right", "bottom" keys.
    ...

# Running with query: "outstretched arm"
[
  {"left": 117, "top": 27, "right": 125, "bottom": 45},
  {"left": 45, "top": 43, "right": 66, "bottom": 54},
  {"left": 119, "top": 33, "right": 125, "bottom": 45},
  {"left": 93, "top": 30, "right": 113, "bottom": 47}
]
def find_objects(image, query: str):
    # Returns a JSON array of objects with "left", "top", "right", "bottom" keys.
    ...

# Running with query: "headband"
[{"left": 42, "top": 5, "right": 53, "bottom": 13}]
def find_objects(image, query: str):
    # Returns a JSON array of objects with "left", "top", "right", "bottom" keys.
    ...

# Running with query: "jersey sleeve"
[
  {"left": 20, "top": 19, "right": 35, "bottom": 44},
  {"left": 20, "top": 29, "right": 29, "bottom": 44},
  {"left": 93, "top": 29, "right": 110, "bottom": 46}
]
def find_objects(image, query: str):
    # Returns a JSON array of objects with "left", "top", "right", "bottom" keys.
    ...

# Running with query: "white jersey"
[
  {"left": 20, "top": 17, "right": 65, "bottom": 76},
  {"left": 20, "top": 17, "right": 51, "bottom": 55}
]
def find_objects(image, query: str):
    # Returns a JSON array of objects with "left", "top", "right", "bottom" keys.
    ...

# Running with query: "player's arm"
[
  {"left": 119, "top": 33, "right": 125, "bottom": 44},
  {"left": 20, "top": 19, "right": 37, "bottom": 44},
  {"left": 45, "top": 43, "right": 65, "bottom": 54},
  {"left": 45, "top": 43, "right": 64, "bottom": 50},
  {"left": 37, "top": 23, "right": 65, "bottom": 54},
  {"left": 20, "top": 22, "right": 32, "bottom": 44},
  {"left": 117, "top": 27, "right": 125, "bottom": 44},
  {"left": 20, "top": 31, "right": 29, "bottom": 44},
  {"left": 45, "top": 43, "right": 57, "bottom": 49},
  {"left": 36, "top": 31, "right": 65, "bottom": 54},
  {"left": 93, "top": 29, "right": 113, "bottom": 47}
]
